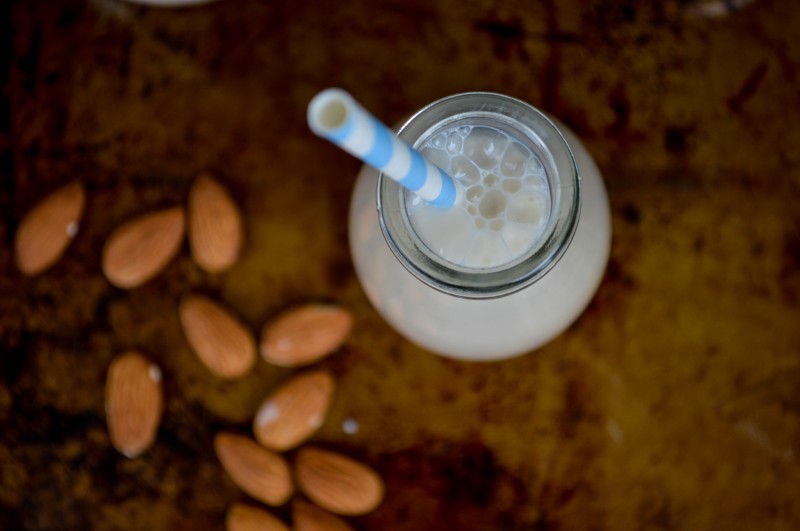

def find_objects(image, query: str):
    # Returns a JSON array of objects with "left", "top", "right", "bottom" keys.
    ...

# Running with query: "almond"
[
  {"left": 293, "top": 500, "right": 355, "bottom": 531},
  {"left": 295, "top": 447, "right": 384, "bottom": 516},
  {"left": 214, "top": 432, "right": 294, "bottom": 506},
  {"left": 14, "top": 180, "right": 85, "bottom": 275},
  {"left": 178, "top": 294, "right": 256, "bottom": 379},
  {"left": 105, "top": 351, "right": 163, "bottom": 458},
  {"left": 101, "top": 206, "right": 185, "bottom": 289},
  {"left": 188, "top": 173, "right": 244, "bottom": 273},
  {"left": 260, "top": 304, "right": 353, "bottom": 367},
  {"left": 253, "top": 370, "right": 335, "bottom": 451},
  {"left": 226, "top": 503, "right": 289, "bottom": 531}
]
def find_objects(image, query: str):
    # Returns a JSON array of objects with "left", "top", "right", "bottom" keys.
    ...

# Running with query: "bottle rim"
[{"left": 377, "top": 92, "right": 581, "bottom": 299}]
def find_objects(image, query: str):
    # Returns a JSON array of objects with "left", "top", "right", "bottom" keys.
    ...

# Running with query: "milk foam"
[{"left": 407, "top": 125, "right": 550, "bottom": 268}]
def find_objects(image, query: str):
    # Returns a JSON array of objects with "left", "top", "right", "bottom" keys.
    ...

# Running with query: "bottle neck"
[{"left": 377, "top": 92, "right": 581, "bottom": 300}]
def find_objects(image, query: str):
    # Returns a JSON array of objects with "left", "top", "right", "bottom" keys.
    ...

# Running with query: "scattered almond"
[
  {"left": 253, "top": 370, "right": 335, "bottom": 451},
  {"left": 188, "top": 173, "right": 244, "bottom": 273},
  {"left": 214, "top": 432, "right": 294, "bottom": 506},
  {"left": 226, "top": 503, "right": 289, "bottom": 531},
  {"left": 105, "top": 351, "right": 163, "bottom": 458},
  {"left": 260, "top": 304, "right": 353, "bottom": 367},
  {"left": 14, "top": 180, "right": 86, "bottom": 275},
  {"left": 101, "top": 206, "right": 185, "bottom": 289},
  {"left": 293, "top": 500, "right": 355, "bottom": 531},
  {"left": 295, "top": 447, "right": 384, "bottom": 516},
  {"left": 178, "top": 294, "right": 256, "bottom": 379}
]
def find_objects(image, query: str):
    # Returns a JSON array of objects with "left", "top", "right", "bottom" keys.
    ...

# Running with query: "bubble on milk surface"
[
  {"left": 526, "top": 154, "right": 545, "bottom": 177},
  {"left": 483, "top": 173, "right": 499, "bottom": 188},
  {"left": 420, "top": 147, "right": 449, "bottom": 170},
  {"left": 466, "top": 185, "right": 484, "bottom": 202},
  {"left": 446, "top": 132, "right": 463, "bottom": 155},
  {"left": 478, "top": 189, "right": 506, "bottom": 219},
  {"left": 508, "top": 192, "right": 546, "bottom": 225},
  {"left": 430, "top": 133, "right": 447, "bottom": 150},
  {"left": 501, "top": 179, "right": 522, "bottom": 193},
  {"left": 464, "top": 127, "right": 508, "bottom": 170},
  {"left": 408, "top": 124, "right": 551, "bottom": 268},
  {"left": 501, "top": 142, "right": 531, "bottom": 178}
]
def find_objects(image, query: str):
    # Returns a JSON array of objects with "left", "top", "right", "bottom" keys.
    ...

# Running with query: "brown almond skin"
[
  {"left": 214, "top": 432, "right": 294, "bottom": 506},
  {"left": 178, "top": 294, "right": 256, "bottom": 379},
  {"left": 295, "top": 447, "right": 384, "bottom": 516},
  {"left": 188, "top": 173, "right": 244, "bottom": 273},
  {"left": 260, "top": 304, "right": 353, "bottom": 367},
  {"left": 226, "top": 503, "right": 289, "bottom": 531},
  {"left": 105, "top": 352, "right": 163, "bottom": 458},
  {"left": 253, "top": 370, "right": 335, "bottom": 451},
  {"left": 14, "top": 180, "right": 85, "bottom": 275},
  {"left": 101, "top": 206, "right": 185, "bottom": 289},
  {"left": 293, "top": 500, "right": 355, "bottom": 531}
]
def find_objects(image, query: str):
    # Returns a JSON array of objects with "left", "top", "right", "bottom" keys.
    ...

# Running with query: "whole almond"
[
  {"left": 101, "top": 206, "right": 185, "bottom": 289},
  {"left": 214, "top": 432, "right": 294, "bottom": 506},
  {"left": 179, "top": 294, "right": 256, "bottom": 379},
  {"left": 14, "top": 180, "right": 85, "bottom": 275},
  {"left": 226, "top": 503, "right": 289, "bottom": 531},
  {"left": 293, "top": 500, "right": 355, "bottom": 531},
  {"left": 188, "top": 173, "right": 244, "bottom": 273},
  {"left": 260, "top": 304, "right": 353, "bottom": 367},
  {"left": 105, "top": 351, "right": 163, "bottom": 458},
  {"left": 253, "top": 370, "right": 335, "bottom": 451},
  {"left": 295, "top": 447, "right": 384, "bottom": 516}
]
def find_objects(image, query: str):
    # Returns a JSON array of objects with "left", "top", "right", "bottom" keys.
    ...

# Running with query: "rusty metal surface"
[{"left": 1, "top": 0, "right": 799, "bottom": 529}]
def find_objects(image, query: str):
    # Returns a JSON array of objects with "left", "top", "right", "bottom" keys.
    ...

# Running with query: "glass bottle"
[{"left": 349, "top": 92, "right": 611, "bottom": 360}]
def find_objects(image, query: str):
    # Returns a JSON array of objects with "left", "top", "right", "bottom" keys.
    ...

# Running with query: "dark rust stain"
[
  {"left": 558, "top": 372, "right": 587, "bottom": 439},
  {"left": 636, "top": 489, "right": 676, "bottom": 530},
  {"left": 541, "top": 0, "right": 561, "bottom": 113},
  {"left": 533, "top": 30, "right": 580, "bottom": 44},
  {"left": 117, "top": 33, "right": 133, "bottom": 87},
  {"left": 0, "top": 504, "right": 22, "bottom": 530},
  {"left": 476, "top": 18, "right": 524, "bottom": 41},
  {"left": 582, "top": 1, "right": 639, "bottom": 35},
  {"left": 607, "top": 83, "right": 631, "bottom": 136},
  {"left": 56, "top": 6, "right": 81, "bottom": 27},
  {"left": 621, "top": 202, "right": 641, "bottom": 225},
  {"left": 7, "top": 398, "right": 103, "bottom": 445},
  {"left": 366, "top": 439, "right": 529, "bottom": 530},
  {"left": 664, "top": 126, "right": 694, "bottom": 155},
  {"left": 604, "top": 258, "right": 638, "bottom": 290},
  {"left": 727, "top": 61, "right": 768, "bottom": 113},
  {"left": 780, "top": 227, "right": 800, "bottom": 304},
  {"left": 325, "top": 253, "right": 354, "bottom": 291},
  {"left": 152, "top": 28, "right": 199, "bottom": 58},
  {"left": 17, "top": 26, "right": 41, "bottom": 94},
  {"left": 0, "top": 1, "right": 11, "bottom": 126},
  {"left": 693, "top": 235, "right": 705, "bottom": 252},
  {"left": 158, "top": 401, "right": 223, "bottom": 459},
  {"left": 475, "top": 17, "right": 526, "bottom": 61},
  {"left": 0, "top": 330, "right": 27, "bottom": 385}
]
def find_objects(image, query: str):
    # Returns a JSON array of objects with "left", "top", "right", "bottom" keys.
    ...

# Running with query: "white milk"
[
  {"left": 349, "top": 93, "right": 611, "bottom": 361},
  {"left": 408, "top": 125, "right": 550, "bottom": 269}
]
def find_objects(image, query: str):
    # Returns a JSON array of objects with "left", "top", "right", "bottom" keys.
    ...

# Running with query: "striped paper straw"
[{"left": 307, "top": 88, "right": 458, "bottom": 208}]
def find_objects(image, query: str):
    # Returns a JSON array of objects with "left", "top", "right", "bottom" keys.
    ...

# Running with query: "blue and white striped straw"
[{"left": 307, "top": 88, "right": 459, "bottom": 208}]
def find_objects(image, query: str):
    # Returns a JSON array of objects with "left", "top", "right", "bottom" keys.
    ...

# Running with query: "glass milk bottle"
[{"left": 349, "top": 92, "right": 611, "bottom": 361}]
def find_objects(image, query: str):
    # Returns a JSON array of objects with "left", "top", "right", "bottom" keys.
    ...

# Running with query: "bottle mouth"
[{"left": 377, "top": 92, "right": 581, "bottom": 300}]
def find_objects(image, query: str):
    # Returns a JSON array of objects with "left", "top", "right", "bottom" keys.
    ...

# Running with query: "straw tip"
[{"left": 307, "top": 88, "right": 354, "bottom": 137}]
